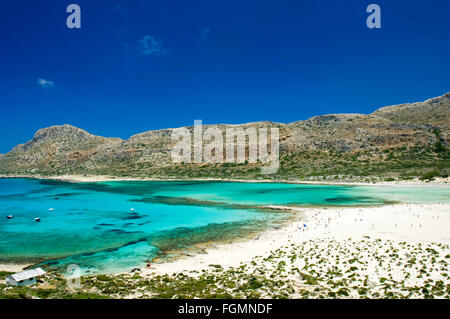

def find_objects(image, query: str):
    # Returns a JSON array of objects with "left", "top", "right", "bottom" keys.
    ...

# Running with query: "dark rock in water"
[
  {"left": 55, "top": 197, "right": 59, "bottom": 200},
  {"left": 83, "top": 252, "right": 96, "bottom": 256},
  {"left": 325, "top": 197, "right": 350, "bottom": 203},
  {"left": 123, "top": 215, "right": 142, "bottom": 220},
  {"left": 325, "top": 196, "right": 375, "bottom": 203},
  {"left": 138, "top": 222, "right": 149, "bottom": 226}
]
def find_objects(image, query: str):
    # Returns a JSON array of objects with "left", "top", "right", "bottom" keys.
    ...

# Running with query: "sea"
[{"left": 0, "top": 178, "right": 448, "bottom": 274}]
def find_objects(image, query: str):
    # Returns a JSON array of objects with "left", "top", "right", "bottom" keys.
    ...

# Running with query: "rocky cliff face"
[
  {"left": 0, "top": 93, "right": 448, "bottom": 181},
  {"left": 2, "top": 125, "right": 122, "bottom": 172},
  {"left": 372, "top": 92, "right": 450, "bottom": 125}
]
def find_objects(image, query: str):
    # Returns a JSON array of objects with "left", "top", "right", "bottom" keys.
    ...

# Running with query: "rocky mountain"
[
  {"left": 0, "top": 93, "right": 448, "bottom": 182},
  {"left": 372, "top": 92, "right": 450, "bottom": 126}
]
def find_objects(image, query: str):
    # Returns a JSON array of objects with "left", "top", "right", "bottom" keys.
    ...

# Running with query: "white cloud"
[
  {"left": 37, "top": 78, "right": 55, "bottom": 88},
  {"left": 198, "top": 26, "right": 211, "bottom": 41},
  {"left": 201, "top": 27, "right": 211, "bottom": 36},
  {"left": 136, "top": 35, "right": 169, "bottom": 56},
  {"left": 114, "top": 2, "right": 131, "bottom": 15}
]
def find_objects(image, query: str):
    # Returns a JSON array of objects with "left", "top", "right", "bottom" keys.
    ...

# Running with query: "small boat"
[
  {"left": 48, "top": 208, "right": 55, "bottom": 211},
  {"left": 130, "top": 208, "right": 135, "bottom": 212},
  {"left": 6, "top": 215, "right": 13, "bottom": 219},
  {"left": 35, "top": 218, "right": 41, "bottom": 222}
]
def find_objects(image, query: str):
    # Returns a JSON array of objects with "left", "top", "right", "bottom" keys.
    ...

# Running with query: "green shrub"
[{"left": 419, "top": 171, "right": 440, "bottom": 181}]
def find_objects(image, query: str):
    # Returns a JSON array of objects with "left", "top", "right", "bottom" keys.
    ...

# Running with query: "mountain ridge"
[{"left": 0, "top": 93, "right": 448, "bottom": 182}]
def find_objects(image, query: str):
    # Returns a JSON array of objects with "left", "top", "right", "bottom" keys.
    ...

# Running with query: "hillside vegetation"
[{"left": 0, "top": 93, "right": 449, "bottom": 182}]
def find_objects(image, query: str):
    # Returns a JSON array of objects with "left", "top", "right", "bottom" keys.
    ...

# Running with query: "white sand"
[
  {"left": 0, "top": 173, "right": 448, "bottom": 186},
  {"left": 1, "top": 201, "right": 449, "bottom": 283},
  {"left": 145, "top": 203, "right": 450, "bottom": 276},
  {"left": 0, "top": 263, "right": 32, "bottom": 273}
]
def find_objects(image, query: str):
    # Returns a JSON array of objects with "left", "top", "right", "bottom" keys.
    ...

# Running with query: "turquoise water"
[{"left": 0, "top": 179, "right": 448, "bottom": 274}]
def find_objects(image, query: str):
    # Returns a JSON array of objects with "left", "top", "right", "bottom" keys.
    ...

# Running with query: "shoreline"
[
  {"left": 0, "top": 174, "right": 449, "bottom": 187},
  {"left": 1, "top": 202, "right": 449, "bottom": 278},
  {"left": 0, "top": 263, "right": 33, "bottom": 273},
  {"left": 142, "top": 202, "right": 450, "bottom": 276},
  {"left": 0, "top": 204, "right": 298, "bottom": 274}
]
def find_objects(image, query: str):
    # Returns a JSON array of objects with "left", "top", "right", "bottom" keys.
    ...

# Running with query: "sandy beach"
[
  {"left": 143, "top": 202, "right": 450, "bottom": 276},
  {"left": 1, "top": 202, "right": 449, "bottom": 276},
  {"left": 1, "top": 200, "right": 449, "bottom": 298},
  {"left": 0, "top": 173, "right": 449, "bottom": 186},
  {"left": 0, "top": 263, "right": 32, "bottom": 273},
  {"left": 1, "top": 177, "right": 448, "bottom": 297}
]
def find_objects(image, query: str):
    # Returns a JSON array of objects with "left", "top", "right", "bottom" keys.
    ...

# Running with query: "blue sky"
[{"left": 0, "top": 0, "right": 449, "bottom": 153}]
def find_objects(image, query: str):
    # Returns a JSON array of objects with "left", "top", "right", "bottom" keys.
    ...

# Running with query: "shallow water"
[{"left": 0, "top": 179, "right": 448, "bottom": 274}]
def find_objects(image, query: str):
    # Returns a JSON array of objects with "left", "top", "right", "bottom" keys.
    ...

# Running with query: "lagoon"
[{"left": 0, "top": 179, "right": 448, "bottom": 274}]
